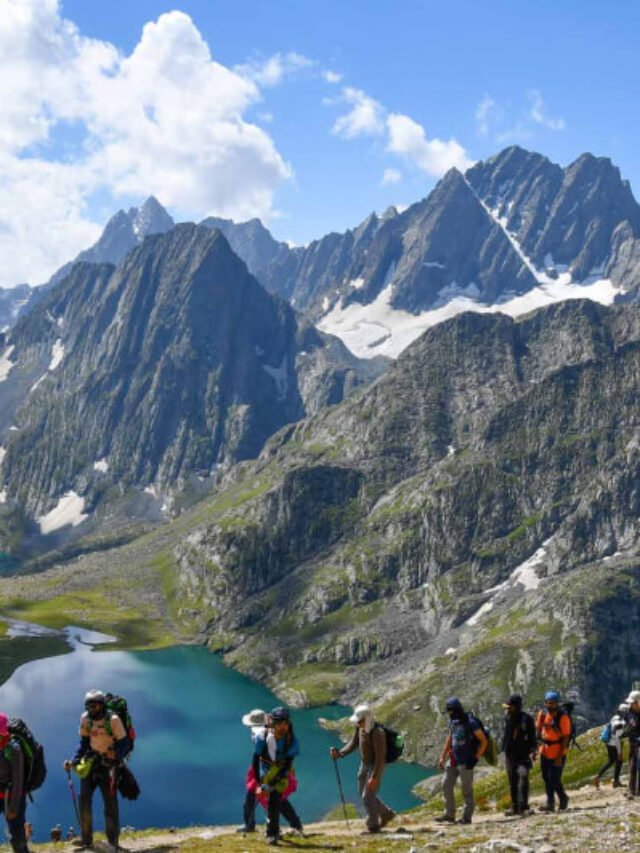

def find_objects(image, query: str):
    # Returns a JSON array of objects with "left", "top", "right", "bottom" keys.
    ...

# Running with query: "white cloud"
[
  {"left": 331, "top": 84, "right": 472, "bottom": 178},
  {"left": 528, "top": 89, "right": 565, "bottom": 131},
  {"left": 235, "top": 51, "right": 314, "bottom": 87},
  {"left": 322, "top": 69, "right": 342, "bottom": 84},
  {"left": 332, "top": 87, "right": 386, "bottom": 138},
  {"left": 476, "top": 90, "right": 565, "bottom": 142},
  {"left": 475, "top": 94, "right": 497, "bottom": 137},
  {"left": 0, "top": 0, "right": 292, "bottom": 286},
  {"left": 380, "top": 167, "right": 402, "bottom": 186},
  {"left": 386, "top": 114, "right": 474, "bottom": 176}
]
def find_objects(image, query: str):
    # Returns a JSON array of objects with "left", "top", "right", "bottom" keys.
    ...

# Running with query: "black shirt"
[{"left": 502, "top": 711, "right": 537, "bottom": 763}]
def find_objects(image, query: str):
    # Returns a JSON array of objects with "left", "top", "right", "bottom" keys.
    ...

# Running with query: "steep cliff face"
[
  {"left": 169, "top": 299, "right": 640, "bottom": 750},
  {"left": 0, "top": 225, "right": 384, "bottom": 539}
]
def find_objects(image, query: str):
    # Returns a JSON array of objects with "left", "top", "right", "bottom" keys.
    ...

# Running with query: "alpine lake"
[{"left": 0, "top": 625, "right": 431, "bottom": 841}]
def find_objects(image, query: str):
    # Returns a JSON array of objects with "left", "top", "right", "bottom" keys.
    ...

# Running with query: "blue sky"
[{"left": 1, "top": 0, "right": 639, "bottom": 285}]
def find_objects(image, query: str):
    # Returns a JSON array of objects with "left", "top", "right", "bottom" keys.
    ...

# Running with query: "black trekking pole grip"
[{"left": 332, "top": 756, "right": 350, "bottom": 829}]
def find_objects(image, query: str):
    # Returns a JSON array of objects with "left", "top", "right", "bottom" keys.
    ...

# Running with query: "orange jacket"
[{"left": 536, "top": 709, "right": 571, "bottom": 760}]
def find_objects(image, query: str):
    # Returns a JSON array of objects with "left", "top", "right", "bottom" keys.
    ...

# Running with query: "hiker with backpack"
[
  {"left": 253, "top": 706, "right": 303, "bottom": 846},
  {"left": 0, "top": 712, "right": 30, "bottom": 853},
  {"left": 536, "top": 690, "right": 571, "bottom": 812},
  {"left": 436, "top": 697, "right": 488, "bottom": 825},
  {"left": 594, "top": 704, "right": 627, "bottom": 788},
  {"left": 501, "top": 694, "right": 537, "bottom": 816},
  {"left": 63, "top": 689, "right": 131, "bottom": 851},
  {"left": 238, "top": 708, "right": 272, "bottom": 834},
  {"left": 624, "top": 690, "right": 640, "bottom": 798},
  {"left": 329, "top": 703, "right": 396, "bottom": 835}
]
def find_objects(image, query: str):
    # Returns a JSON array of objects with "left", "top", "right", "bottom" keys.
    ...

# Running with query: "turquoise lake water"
[{"left": 0, "top": 629, "right": 432, "bottom": 840}]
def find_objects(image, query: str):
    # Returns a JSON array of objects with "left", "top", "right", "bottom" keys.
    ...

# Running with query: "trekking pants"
[
  {"left": 442, "top": 765, "right": 475, "bottom": 822},
  {"left": 80, "top": 764, "right": 120, "bottom": 846},
  {"left": 0, "top": 792, "right": 28, "bottom": 853},
  {"left": 243, "top": 789, "right": 257, "bottom": 830},
  {"left": 505, "top": 756, "right": 530, "bottom": 812},
  {"left": 630, "top": 743, "right": 640, "bottom": 797},
  {"left": 265, "top": 789, "right": 303, "bottom": 838},
  {"left": 358, "top": 763, "right": 394, "bottom": 831},
  {"left": 540, "top": 755, "right": 568, "bottom": 808},
  {"left": 598, "top": 745, "right": 622, "bottom": 784}
]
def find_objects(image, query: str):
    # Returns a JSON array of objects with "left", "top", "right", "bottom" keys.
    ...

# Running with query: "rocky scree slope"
[
  {"left": 170, "top": 298, "right": 640, "bottom": 759},
  {"left": 0, "top": 224, "right": 383, "bottom": 548}
]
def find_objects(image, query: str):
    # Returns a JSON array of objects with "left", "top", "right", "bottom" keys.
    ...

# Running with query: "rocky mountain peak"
[{"left": 132, "top": 196, "right": 175, "bottom": 239}]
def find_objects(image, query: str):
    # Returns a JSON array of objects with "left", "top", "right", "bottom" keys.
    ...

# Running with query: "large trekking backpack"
[
  {"left": 8, "top": 718, "right": 47, "bottom": 792},
  {"left": 467, "top": 712, "right": 498, "bottom": 766},
  {"left": 105, "top": 693, "right": 136, "bottom": 750},
  {"left": 374, "top": 724, "right": 405, "bottom": 763},
  {"left": 88, "top": 693, "right": 136, "bottom": 753},
  {"left": 555, "top": 703, "right": 580, "bottom": 750}
]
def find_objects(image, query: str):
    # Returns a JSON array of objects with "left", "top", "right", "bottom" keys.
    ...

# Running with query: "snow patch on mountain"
[
  {"left": 49, "top": 339, "right": 65, "bottom": 370},
  {"left": 0, "top": 346, "right": 15, "bottom": 382},
  {"left": 319, "top": 276, "right": 617, "bottom": 359},
  {"left": 94, "top": 458, "right": 109, "bottom": 473},
  {"left": 38, "top": 491, "right": 88, "bottom": 534}
]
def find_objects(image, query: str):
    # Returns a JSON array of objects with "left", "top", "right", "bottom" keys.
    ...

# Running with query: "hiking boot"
[
  {"left": 379, "top": 810, "right": 396, "bottom": 829},
  {"left": 459, "top": 816, "right": 472, "bottom": 825},
  {"left": 592, "top": 776, "right": 600, "bottom": 788},
  {"left": 266, "top": 836, "right": 279, "bottom": 846},
  {"left": 538, "top": 804, "right": 555, "bottom": 813},
  {"left": 612, "top": 780, "right": 623, "bottom": 788},
  {"left": 503, "top": 807, "right": 518, "bottom": 817},
  {"left": 235, "top": 826, "right": 255, "bottom": 833},
  {"left": 559, "top": 795, "right": 570, "bottom": 811},
  {"left": 287, "top": 828, "right": 305, "bottom": 838},
  {"left": 434, "top": 814, "right": 455, "bottom": 823}
]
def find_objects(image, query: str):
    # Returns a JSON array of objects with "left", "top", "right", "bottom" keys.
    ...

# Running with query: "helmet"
[
  {"left": 619, "top": 703, "right": 629, "bottom": 715},
  {"left": 544, "top": 690, "right": 561, "bottom": 703},
  {"left": 84, "top": 689, "right": 105, "bottom": 707},
  {"left": 626, "top": 690, "right": 640, "bottom": 705}
]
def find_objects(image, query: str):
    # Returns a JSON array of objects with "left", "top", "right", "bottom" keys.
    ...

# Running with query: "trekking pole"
[
  {"left": 332, "top": 757, "right": 350, "bottom": 828},
  {"left": 66, "top": 768, "right": 81, "bottom": 829}
]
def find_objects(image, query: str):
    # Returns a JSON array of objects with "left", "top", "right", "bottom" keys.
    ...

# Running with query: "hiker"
[
  {"left": 594, "top": 704, "right": 627, "bottom": 788},
  {"left": 0, "top": 712, "right": 30, "bottom": 853},
  {"left": 501, "top": 694, "right": 537, "bottom": 816},
  {"left": 330, "top": 703, "right": 396, "bottom": 834},
  {"left": 625, "top": 690, "right": 640, "bottom": 798},
  {"left": 253, "top": 706, "right": 303, "bottom": 846},
  {"left": 436, "top": 697, "right": 488, "bottom": 825},
  {"left": 63, "top": 689, "right": 131, "bottom": 850},
  {"left": 536, "top": 690, "right": 571, "bottom": 812},
  {"left": 238, "top": 708, "right": 282, "bottom": 833}
]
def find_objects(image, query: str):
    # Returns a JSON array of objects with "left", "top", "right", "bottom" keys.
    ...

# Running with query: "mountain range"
[
  {"left": 0, "top": 224, "right": 382, "bottom": 556},
  {"left": 1, "top": 145, "right": 640, "bottom": 749}
]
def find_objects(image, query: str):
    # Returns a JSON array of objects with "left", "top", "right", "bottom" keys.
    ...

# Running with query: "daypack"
[
  {"left": 467, "top": 712, "right": 498, "bottom": 766},
  {"left": 374, "top": 724, "right": 405, "bottom": 763},
  {"left": 8, "top": 718, "right": 47, "bottom": 792},
  {"left": 87, "top": 693, "right": 136, "bottom": 753},
  {"left": 600, "top": 722, "right": 612, "bottom": 744}
]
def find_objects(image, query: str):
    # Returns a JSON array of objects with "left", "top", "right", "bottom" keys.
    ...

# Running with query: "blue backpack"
[{"left": 600, "top": 722, "right": 612, "bottom": 743}]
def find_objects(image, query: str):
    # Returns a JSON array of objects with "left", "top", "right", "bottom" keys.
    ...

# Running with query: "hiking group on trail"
[{"left": 2, "top": 685, "right": 640, "bottom": 850}]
